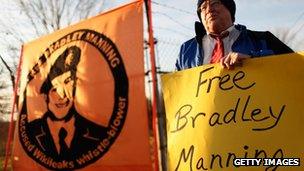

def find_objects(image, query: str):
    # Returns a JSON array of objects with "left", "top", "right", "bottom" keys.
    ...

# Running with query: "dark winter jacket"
[{"left": 176, "top": 22, "right": 293, "bottom": 70}]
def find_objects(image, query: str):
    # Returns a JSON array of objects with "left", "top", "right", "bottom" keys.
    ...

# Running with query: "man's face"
[
  {"left": 48, "top": 71, "right": 74, "bottom": 119},
  {"left": 199, "top": 0, "right": 233, "bottom": 34}
]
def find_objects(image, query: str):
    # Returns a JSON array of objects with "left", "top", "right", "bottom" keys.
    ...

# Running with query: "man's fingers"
[
  {"left": 219, "top": 53, "right": 249, "bottom": 69},
  {"left": 230, "top": 56, "right": 237, "bottom": 65},
  {"left": 220, "top": 56, "right": 230, "bottom": 69},
  {"left": 224, "top": 56, "right": 231, "bottom": 68},
  {"left": 220, "top": 58, "right": 226, "bottom": 68}
]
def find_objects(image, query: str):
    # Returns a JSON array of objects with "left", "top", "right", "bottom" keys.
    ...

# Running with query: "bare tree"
[
  {"left": 0, "top": 0, "right": 108, "bottom": 91},
  {"left": 13, "top": 0, "right": 107, "bottom": 38},
  {"left": 0, "top": 0, "right": 109, "bottom": 120},
  {"left": 0, "top": 67, "right": 11, "bottom": 121}
]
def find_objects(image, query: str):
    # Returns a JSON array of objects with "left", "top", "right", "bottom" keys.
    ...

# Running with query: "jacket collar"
[
  {"left": 194, "top": 21, "right": 206, "bottom": 46},
  {"left": 194, "top": 21, "right": 247, "bottom": 44}
]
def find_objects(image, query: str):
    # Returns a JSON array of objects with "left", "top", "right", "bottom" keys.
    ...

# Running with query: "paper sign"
[{"left": 162, "top": 53, "right": 304, "bottom": 171}]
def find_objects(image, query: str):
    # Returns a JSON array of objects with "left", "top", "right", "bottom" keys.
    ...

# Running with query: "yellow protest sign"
[{"left": 161, "top": 53, "right": 304, "bottom": 171}]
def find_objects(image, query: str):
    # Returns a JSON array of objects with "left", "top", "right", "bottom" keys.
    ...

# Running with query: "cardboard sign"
[{"left": 162, "top": 53, "right": 304, "bottom": 171}]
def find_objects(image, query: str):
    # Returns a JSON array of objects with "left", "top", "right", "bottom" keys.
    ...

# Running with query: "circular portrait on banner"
[{"left": 18, "top": 30, "right": 129, "bottom": 170}]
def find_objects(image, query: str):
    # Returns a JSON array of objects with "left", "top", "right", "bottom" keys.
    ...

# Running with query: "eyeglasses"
[{"left": 199, "top": 0, "right": 222, "bottom": 12}]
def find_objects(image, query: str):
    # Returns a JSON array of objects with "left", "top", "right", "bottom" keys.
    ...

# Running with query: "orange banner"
[{"left": 12, "top": 1, "right": 153, "bottom": 170}]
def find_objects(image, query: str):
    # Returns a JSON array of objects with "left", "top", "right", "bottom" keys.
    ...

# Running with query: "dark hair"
[
  {"left": 40, "top": 46, "right": 81, "bottom": 95},
  {"left": 197, "top": 0, "right": 236, "bottom": 22}
]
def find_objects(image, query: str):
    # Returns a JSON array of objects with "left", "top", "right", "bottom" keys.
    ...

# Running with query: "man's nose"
[
  {"left": 56, "top": 88, "right": 67, "bottom": 99},
  {"left": 206, "top": 4, "right": 215, "bottom": 13}
]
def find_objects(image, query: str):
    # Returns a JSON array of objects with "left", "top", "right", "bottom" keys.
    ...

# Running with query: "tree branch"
[{"left": 0, "top": 54, "right": 15, "bottom": 89}]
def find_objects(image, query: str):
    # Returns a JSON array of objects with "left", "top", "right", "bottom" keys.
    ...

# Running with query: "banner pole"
[
  {"left": 3, "top": 45, "right": 23, "bottom": 171},
  {"left": 145, "top": 0, "right": 160, "bottom": 170}
]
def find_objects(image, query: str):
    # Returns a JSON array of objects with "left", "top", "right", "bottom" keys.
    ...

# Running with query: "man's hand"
[{"left": 220, "top": 52, "right": 250, "bottom": 69}]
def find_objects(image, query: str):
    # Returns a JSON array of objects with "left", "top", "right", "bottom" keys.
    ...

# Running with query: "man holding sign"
[
  {"left": 164, "top": 0, "right": 304, "bottom": 170},
  {"left": 176, "top": 0, "right": 293, "bottom": 70},
  {"left": 163, "top": 52, "right": 304, "bottom": 171}
]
